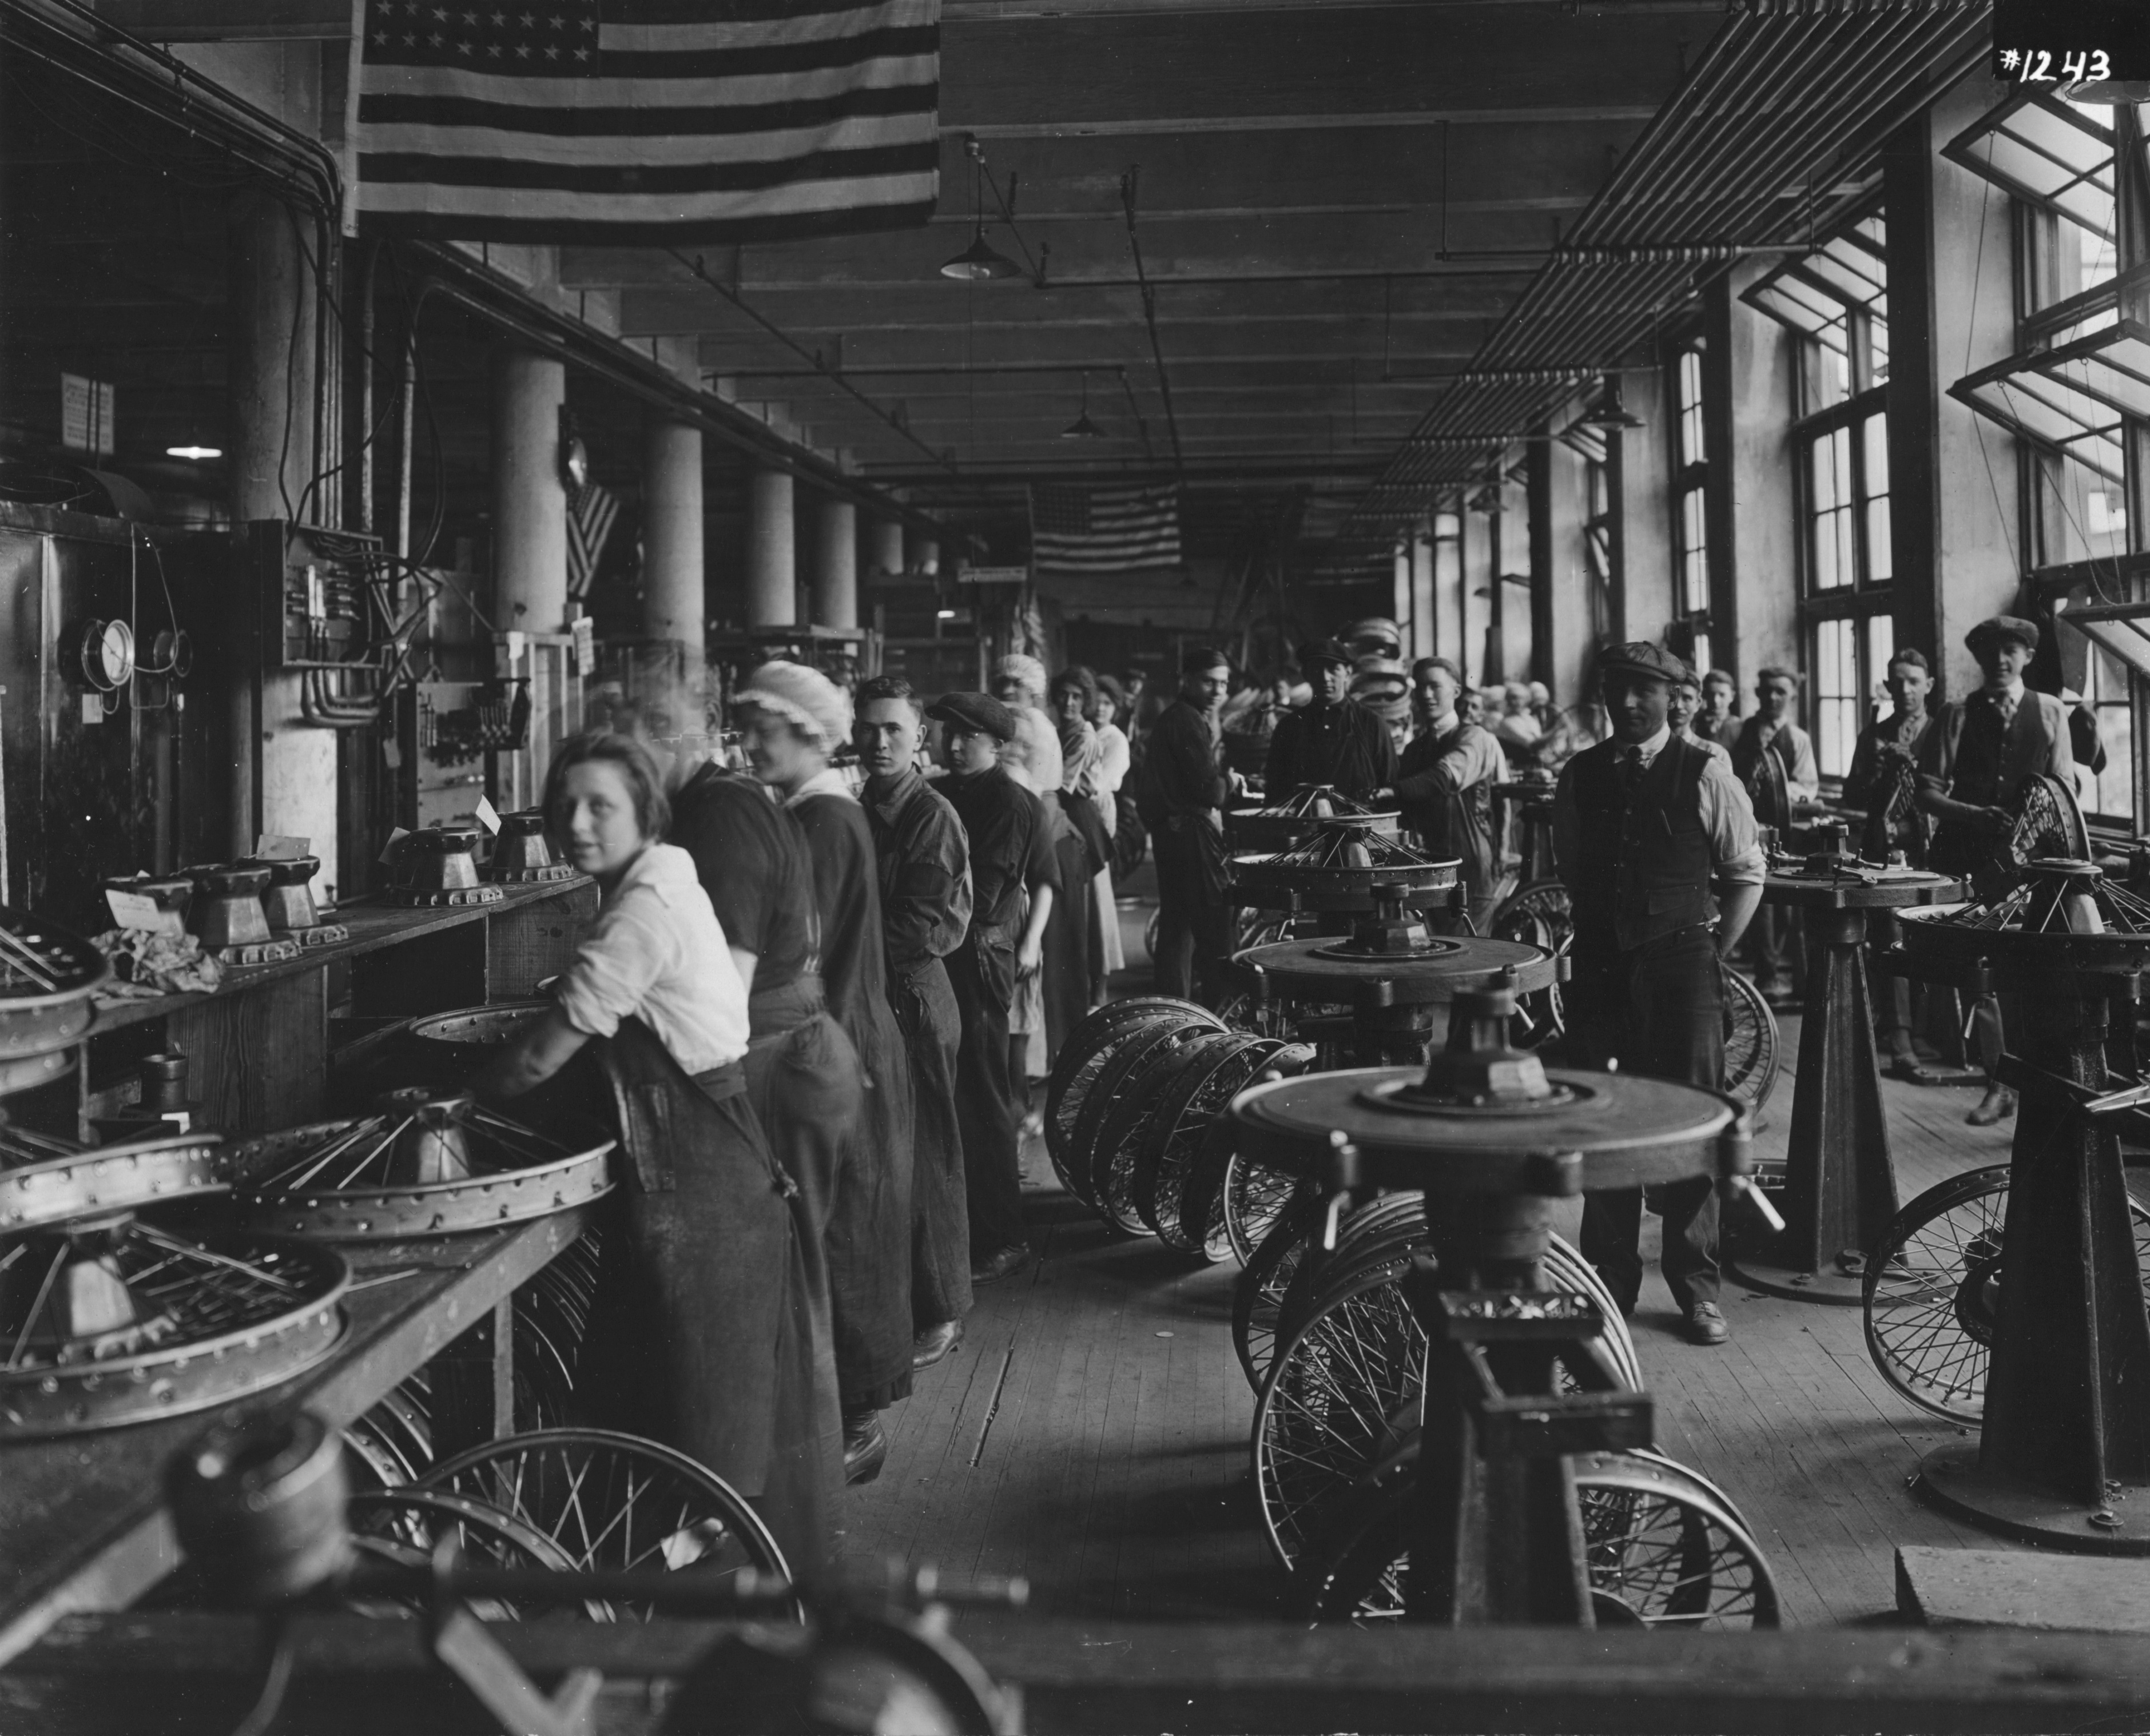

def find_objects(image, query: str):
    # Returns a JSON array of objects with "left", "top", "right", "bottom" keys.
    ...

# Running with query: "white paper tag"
[
  {"left": 504, "top": 630, "right": 527, "bottom": 664},
  {"left": 379, "top": 826, "right": 411, "bottom": 866},
  {"left": 254, "top": 834, "right": 311, "bottom": 860},
  {"left": 571, "top": 617, "right": 595, "bottom": 674},
  {"left": 106, "top": 889, "right": 185, "bottom": 937},
  {"left": 475, "top": 795, "right": 501, "bottom": 834},
  {"left": 81, "top": 694, "right": 101, "bottom": 724},
  {"left": 381, "top": 740, "right": 404, "bottom": 770}
]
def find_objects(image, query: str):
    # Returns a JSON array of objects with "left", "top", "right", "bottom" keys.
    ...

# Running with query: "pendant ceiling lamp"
[
  {"left": 1577, "top": 373, "right": 1643, "bottom": 431},
  {"left": 1060, "top": 372, "right": 1106, "bottom": 439},
  {"left": 940, "top": 152, "right": 1022, "bottom": 282}
]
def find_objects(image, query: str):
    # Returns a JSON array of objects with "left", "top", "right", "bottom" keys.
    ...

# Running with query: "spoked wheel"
[
  {"left": 1091, "top": 1030, "right": 1231, "bottom": 1237},
  {"left": 1056, "top": 1004, "right": 1223, "bottom": 1207},
  {"left": 1298, "top": 1438, "right": 1779, "bottom": 1629},
  {"left": 1862, "top": 1165, "right": 2150, "bottom": 1422},
  {"left": 1721, "top": 966, "right": 1781, "bottom": 1114},
  {"left": 1045, "top": 998, "right": 1222, "bottom": 1202},
  {"left": 1488, "top": 878, "right": 1570, "bottom": 1048},
  {"left": 1134, "top": 1034, "right": 1279, "bottom": 1251},
  {"left": 344, "top": 1377, "right": 433, "bottom": 1491},
  {"left": 513, "top": 1229, "right": 601, "bottom": 1431},
  {"left": 1253, "top": 1237, "right": 1642, "bottom": 1571},
  {"left": 419, "top": 1428, "right": 790, "bottom": 1617},
  {"left": 1231, "top": 1190, "right": 1322, "bottom": 1392},
  {"left": 1224, "top": 1149, "right": 1310, "bottom": 1265},
  {"left": 345, "top": 1488, "right": 589, "bottom": 1619}
]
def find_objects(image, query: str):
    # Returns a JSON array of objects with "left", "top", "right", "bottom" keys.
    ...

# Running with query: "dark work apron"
[
  {"left": 586, "top": 1016, "right": 840, "bottom": 1576},
  {"left": 891, "top": 957, "right": 972, "bottom": 1328}
]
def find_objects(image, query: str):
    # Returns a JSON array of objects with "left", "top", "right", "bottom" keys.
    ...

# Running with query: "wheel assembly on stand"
[
  {"left": 1229, "top": 976, "right": 1780, "bottom": 1624},
  {"left": 1886, "top": 858, "right": 2150, "bottom": 1549}
]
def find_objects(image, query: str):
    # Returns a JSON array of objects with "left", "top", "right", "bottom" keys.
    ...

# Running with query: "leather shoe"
[
  {"left": 1683, "top": 1301, "right": 1730, "bottom": 1346},
  {"left": 912, "top": 1319, "right": 963, "bottom": 1370},
  {"left": 842, "top": 1411, "right": 887, "bottom": 1486},
  {"left": 971, "top": 1244, "right": 1030, "bottom": 1284},
  {"left": 1967, "top": 1085, "right": 2017, "bottom": 1126}
]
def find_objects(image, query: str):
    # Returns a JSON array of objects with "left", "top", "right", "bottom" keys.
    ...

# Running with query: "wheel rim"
[
  {"left": 418, "top": 1427, "right": 791, "bottom": 1618},
  {"left": 1488, "top": 879, "right": 1571, "bottom": 1049},
  {"left": 1223, "top": 1150, "right": 1309, "bottom": 1265},
  {"left": 1864, "top": 1166, "right": 2150, "bottom": 1423},
  {"left": 1231, "top": 1195, "right": 1321, "bottom": 1391},
  {"left": 1720, "top": 967, "right": 1781, "bottom": 1113}
]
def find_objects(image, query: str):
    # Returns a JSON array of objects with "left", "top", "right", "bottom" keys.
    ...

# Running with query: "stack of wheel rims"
[{"left": 1045, "top": 998, "right": 1315, "bottom": 1256}]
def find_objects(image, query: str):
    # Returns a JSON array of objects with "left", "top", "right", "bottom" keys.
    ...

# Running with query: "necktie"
[
  {"left": 1620, "top": 744, "right": 1646, "bottom": 796},
  {"left": 1994, "top": 689, "right": 2019, "bottom": 726}
]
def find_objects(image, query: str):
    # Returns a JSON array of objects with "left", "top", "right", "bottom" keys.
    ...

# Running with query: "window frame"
[{"left": 1668, "top": 336, "right": 1713, "bottom": 673}]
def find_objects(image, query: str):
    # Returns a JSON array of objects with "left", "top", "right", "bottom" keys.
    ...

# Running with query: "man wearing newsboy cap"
[
  {"left": 1914, "top": 613, "right": 2074, "bottom": 1128},
  {"left": 1552, "top": 642, "right": 1766, "bottom": 1348}
]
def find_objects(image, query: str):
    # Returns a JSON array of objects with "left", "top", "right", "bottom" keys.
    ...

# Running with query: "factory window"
[
  {"left": 1950, "top": 93, "right": 2149, "bottom": 826},
  {"left": 1749, "top": 204, "right": 1894, "bottom": 778},
  {"left": 1670, "top": 341, "right": 1711, "bottom": 672}
]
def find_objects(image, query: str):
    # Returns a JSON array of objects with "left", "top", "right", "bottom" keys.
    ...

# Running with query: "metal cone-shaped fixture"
[
  {"left": 1062, "top": 371, "right": 1106, "bottom": 439},
  {"left": 1577, "top": 373, "right": 1643, "bottom": 431},
  {"left": 941, "top": 154, "right": 1022, "bottom": 281}
]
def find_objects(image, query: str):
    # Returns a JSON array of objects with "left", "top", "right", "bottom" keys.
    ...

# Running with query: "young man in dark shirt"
[
  {"left": 855, "top": 676, "right": 975, "bottom": 1368},
  {"left": 1136, "top": 645, "right": 1237, "bottom": 1006},
  {"left": 928, "top": 691, "right": 1059, "bottom": 1285},
  {"left": 1262, "top": 637, "right": 1397, "bottom": 802}
]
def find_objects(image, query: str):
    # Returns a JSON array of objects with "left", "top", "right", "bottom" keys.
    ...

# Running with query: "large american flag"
[
  {"left": 348, "top": 0, "right": 941, "bottom": 244},
  {"left": 1029, "top": 483, "right": 1183, "bottom": 575}
]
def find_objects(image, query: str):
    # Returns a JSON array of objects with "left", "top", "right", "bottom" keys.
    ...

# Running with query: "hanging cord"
[{"left": 1119, "top": 165, "right": 1185, "bottom": 476}]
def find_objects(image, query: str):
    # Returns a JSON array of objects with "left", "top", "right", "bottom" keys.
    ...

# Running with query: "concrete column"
[
  {"left": 1392, "top": 540, "right": 1412, "bottom": 650},
  {"left": 1704, "top": 265, "right": 1800, "bottom": 692},
  {"left": 867, "top": 515, "right": 905, "bottom": 579},
  {"left": 1886, "top": 83, "right": 2024, "bottom": 705},
  {"left": 229, "top": 191, "right": 338, "bottom": 882},
  {"left": 809, "top": 496, "right": 859, "bottom": 630},
  {"left": 642, "top": 417, "right": 705, "bottom": 683},
  {"left": 1619, "top": 367, "right": 1676, "bottom": 647},
  {"left": 1529, "top": 428, "right": 1596, "bottom": 705},
  {"left": 491, "top": 349, "right": 569, "bottom": 635},
  {"left": 1432, "top": 507, "right": 1463, "bottom": 668},
  {"left": 746, "top": 468, "right": 796, "bottom": 628}
]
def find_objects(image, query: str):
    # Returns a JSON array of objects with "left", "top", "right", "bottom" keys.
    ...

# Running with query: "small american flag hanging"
[
  {"left": 1029, "top": 483, "right": 1183, "bottom": 575},
  {"left": 566, "top": 478, "right": 619, "bottom": 600},
  {"left": 348, "top": 0, "right": 941, "bottom": 245}
]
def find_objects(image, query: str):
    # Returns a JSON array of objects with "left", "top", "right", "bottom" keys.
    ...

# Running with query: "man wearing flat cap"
[
  {"left": 1137, "top": 646, "right": 1239, "bottom": 1005},
  {"left": 1916, "top": 613, "right": 2074, "bottom": 1126},
  {"left": 1728, "top": 666, "right": 1819, "bottom": 1007},
  {"left": 927, "top": 691, "right": 1060, "bottom": 1285},
  {"left": 1263, "top": 638, "right": 1397, "bottom": 802},
  {"left": 1553, "top": 641, "right": 1766, "bottom": 1347}
]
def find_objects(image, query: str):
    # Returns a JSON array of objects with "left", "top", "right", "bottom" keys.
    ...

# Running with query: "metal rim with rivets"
[
  {"left": 0, "top": 1131, "right": 228, "bottom": 1233},
  {"left": 0, "top": 1225, "right": 348, "bottom": 1439}
]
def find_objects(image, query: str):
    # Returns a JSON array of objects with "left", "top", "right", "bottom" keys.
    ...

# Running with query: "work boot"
[
  {"left": 971, "top": 1244, "right": 1030, "bottom": 1284},
  {"left": 912, "top": 1319, "right": 964, "bottom": 1370},
  {"left": 1683, "top": 1301, "right": 1730, "bottom": 1347},
  {"left": 843, "top": 1411, "right": 887, "bottom": 1486},
  {"left": 1967, "top": 1085, "right": 2016, "bottom": 1126}
]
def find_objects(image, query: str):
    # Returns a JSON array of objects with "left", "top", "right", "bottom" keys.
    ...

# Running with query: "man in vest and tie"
[{"left": 1553, "top": 643, "right": 1766, "bottom": 1347}]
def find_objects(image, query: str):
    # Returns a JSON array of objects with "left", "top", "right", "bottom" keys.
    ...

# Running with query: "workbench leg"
[
  {"left": 430, "top": 1296, "right": 517, "bottom": 1460},
  {"left": 1728, "top": 907, "right": 1897, "bottom": 1304}
]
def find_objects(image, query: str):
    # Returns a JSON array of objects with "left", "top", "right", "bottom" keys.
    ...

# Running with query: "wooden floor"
[{"left": 837, "top": 898, "right": 2032, "bottom": 1629}]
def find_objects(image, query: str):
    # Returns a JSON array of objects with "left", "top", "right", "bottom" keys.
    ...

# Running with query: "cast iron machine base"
[
  {"left": 1233, "top": 985, "right": 1766, "bottom": 1623},
  {"left": 1727, "top": 862, "right": 1961, "bottom": 1304},
  {"left": 1894, "top": 860, "right": 2150, "bottom": 1552}
]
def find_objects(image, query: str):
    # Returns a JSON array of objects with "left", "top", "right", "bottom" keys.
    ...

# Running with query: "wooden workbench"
[
  {"left": 35, "top": 877, "right": 597, "bottom": 1141},
  {"left": 0, "top": 1207, "right": 594, "bottom": 1667}
]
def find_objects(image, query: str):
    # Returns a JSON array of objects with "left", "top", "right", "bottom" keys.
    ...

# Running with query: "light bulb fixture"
[
  {"left": 1060, "top": 372, "right": 1106, "bottom": 440},
  {"left": 940, "top": 147, "right": 1022, "bottom": 282},
  {"left": 1577, "top": 374, "right": 1643, "bottom": 431},
  {"left": 165, "top": 444, "right": 222, "bottom": 461}
]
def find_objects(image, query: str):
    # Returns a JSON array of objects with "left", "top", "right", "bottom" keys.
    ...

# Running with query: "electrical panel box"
[{"left": 244, "top": 521, "right": 385, "bottom": 670}]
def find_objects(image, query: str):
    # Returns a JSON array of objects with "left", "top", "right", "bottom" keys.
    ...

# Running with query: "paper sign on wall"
[{"left": 105, "top": 889, "right": 184, "bottom": 937}]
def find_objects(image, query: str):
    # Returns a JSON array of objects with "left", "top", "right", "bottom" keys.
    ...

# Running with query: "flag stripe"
[
  {"left": 362, "top": 108, "right": 923, "bottom": 165},
  {"left": 361, "top": 39, "right": 936, "bottom": 103},
  {"left": 1031, "top": 482, "right": 1182, "bottom": 573},
  {"left": 357, "top": 74, "right": 936, "bottom": 138},
  {"left": 359, "top": 139, "right": 933, "bottom": 194},
  {"left": 357, "top": 168, "right": 934, "bottom": 221}
]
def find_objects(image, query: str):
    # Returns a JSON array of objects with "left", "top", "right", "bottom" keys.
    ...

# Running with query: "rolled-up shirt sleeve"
[
  {"left": 555, "top": 895, "right": 679, "bottom": 1040},
  {"left": 1698, "top": 758, "right": 1766, "bottom": 885}
]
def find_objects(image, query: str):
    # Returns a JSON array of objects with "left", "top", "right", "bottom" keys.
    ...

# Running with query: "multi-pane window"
[
  {"left": 1949, "top": 93, "right": 2149, "bottom": 825},
  {"left": 1671, "top": 340, "right": 1711, "bottom": 670},
  {"left": 1748, "top": 205, "right": 1894, "bottom": 778}
]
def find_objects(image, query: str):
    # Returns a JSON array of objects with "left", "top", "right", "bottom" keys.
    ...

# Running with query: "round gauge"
[
  {"left": 80, "top": 619, "right": 136, "bottom": 691},
  {"left": 150, "top": 628, "right": 193, "bottom": 678}
]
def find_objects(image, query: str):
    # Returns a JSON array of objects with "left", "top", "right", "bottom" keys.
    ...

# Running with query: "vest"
[{"left": 1570, "top": 735, "right": 1714, "bottom": 953}]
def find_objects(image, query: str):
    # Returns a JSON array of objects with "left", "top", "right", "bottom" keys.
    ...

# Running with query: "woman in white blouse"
[{"left": 472, "top": 731, "right": 840, "bottom": 1572}]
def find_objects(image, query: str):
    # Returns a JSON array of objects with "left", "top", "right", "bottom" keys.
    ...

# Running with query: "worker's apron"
[{"left": 587, "top": 1016, "right": 840, "bottom": 1575}]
